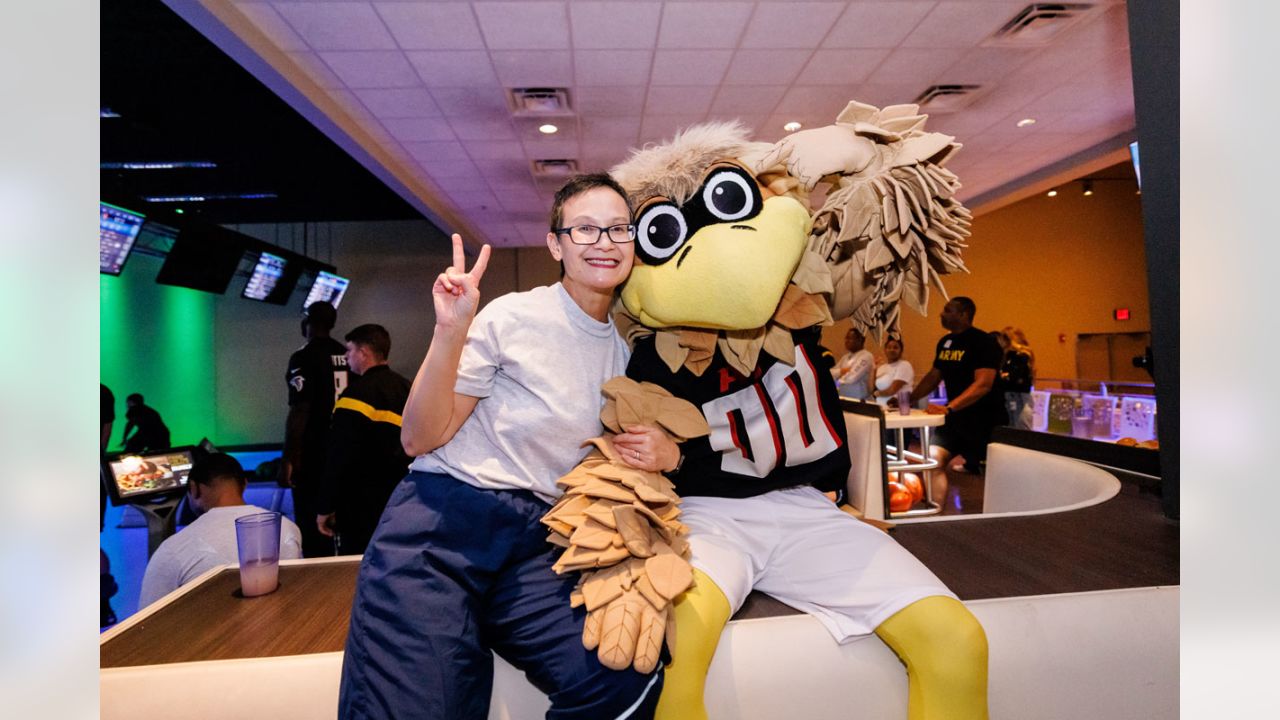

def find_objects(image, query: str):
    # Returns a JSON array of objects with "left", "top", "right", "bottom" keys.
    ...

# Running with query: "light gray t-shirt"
[
  {"left": 410, "top": 283, "right": 630, "bottom": 503},
  {"left": 138, "top": 505, "right": 302, "bottom": 608}
]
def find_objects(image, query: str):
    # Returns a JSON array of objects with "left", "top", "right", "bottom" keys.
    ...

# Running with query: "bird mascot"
[{"left": 542, "top": 100, "right": 989, "bottom": 720}]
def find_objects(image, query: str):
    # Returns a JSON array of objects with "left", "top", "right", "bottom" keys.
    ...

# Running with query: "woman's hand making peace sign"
[{"left": 433, "top": 234, "right": 492, "bottom": 331}]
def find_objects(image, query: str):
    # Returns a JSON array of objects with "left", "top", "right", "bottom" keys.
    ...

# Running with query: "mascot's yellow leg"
[
  {"left": 874, "top": 595, "right": 989, "bottom": 720},
  {"left": 655, "top": 569, "right": 732, "bottom": 720}
]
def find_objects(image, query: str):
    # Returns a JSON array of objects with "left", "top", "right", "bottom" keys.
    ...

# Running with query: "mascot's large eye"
[
  {"left": 701, "top": 167, "right": 758, "bottom": 222},
  {"left": 635, "top": 203, "right": 687, "bottom": 265}
]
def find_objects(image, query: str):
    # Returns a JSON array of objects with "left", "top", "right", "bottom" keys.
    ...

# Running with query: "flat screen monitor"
[
  {"left": 100, "top": 202, "right": 146, "bottom": 275},
  {"left": 155, "top": 224, "right": 247, "bottom": 294},
  {"left": 102, "top": 447, "right": 197, "bottom": 505},
  {"left": 242, "top": 251, "right": 288, "bottom": 302},
  {"left": 304, "top": 271, "right": 350, "bottom": 309}
]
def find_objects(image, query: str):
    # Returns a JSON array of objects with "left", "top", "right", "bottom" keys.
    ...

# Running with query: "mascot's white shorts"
[{"left": 681, "top": 486, "right": 956, "bottom": 643}]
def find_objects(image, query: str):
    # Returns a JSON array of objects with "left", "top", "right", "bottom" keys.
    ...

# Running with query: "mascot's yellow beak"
[{"left": 621, "top": 194, "right": 811, "bottom": 330}]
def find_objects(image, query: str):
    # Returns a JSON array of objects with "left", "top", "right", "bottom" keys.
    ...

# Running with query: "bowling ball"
[
  {"left": 889, "top": 488, "right": 914, "bottom": 513},
  {"left": 900, "top": 473, "right": 924, "bottom": 503}
]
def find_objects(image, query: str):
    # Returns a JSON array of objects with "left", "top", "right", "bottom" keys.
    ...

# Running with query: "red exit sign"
[{"left": 1114, "top": 308, "right": 1130, "bottom": 321}]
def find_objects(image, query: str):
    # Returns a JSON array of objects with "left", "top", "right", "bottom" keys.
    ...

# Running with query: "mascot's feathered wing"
[{"left": 540, "top": 102, "right": 988, "bottom": 720}]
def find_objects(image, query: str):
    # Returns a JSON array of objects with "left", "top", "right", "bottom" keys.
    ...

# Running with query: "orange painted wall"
[{"left": 822, "top": 174, "right": 1149, "bottom": 383}]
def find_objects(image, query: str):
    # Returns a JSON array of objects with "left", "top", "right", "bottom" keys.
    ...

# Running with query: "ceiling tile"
[
  {"left": 382, "top": 117, "right": 457, "bottom": 142},
  {"left": 739, "top": 3, "right": 847, "bottom": 49},
  {"left": 714, "top": 114, "right": 767, "bottom": 137},
  {"left": 406, "top": 51, "right": 500, "bottom": 88},
  {"left": 428, "top": 87, "right": 512, "bottom": 120},
  {"left": 424, "top": 157, "right": 484, "bottom": 181},
  {"left": 650, "top": 50, "right": 733, "bottom": 86},
  {"left": 870, "top": 48, "right": 967, "bottom": 86},
  {"left": 823, "top": 2, "right": 936, "bottom": 48},
  {"left": 646, "top": 86, "right": 715, "bottom": 115},
  {"left": 448, "top": 117, "right": 519, "bottom": 142},
  {"left": 793, "top": 48, "right": 891, "bottom": 86},
  {"left": 574, "top": 50, "right": 653, "bottom": 86},
  {"left": 640, "top": 113, "right": 709, "bottom": 143},
  {"left": 703, "top": 86, "right": 784, "bottom": 121},
  {"left": 658, "top": 2, "right": 754, "bottom": 49},
  {"left": 491, "top": 50, "right": 573, "bottom": 88},
  {"left": 474, "top": 2, "right": 570, "bottom": 50},
  {"left": 943, "top": 47, "right": 1035, "bottom": 84},
  {"left": 319, "top": 51, "right": 421, "bottom": 88},
  {"left": 286, "top": 51, "right": 345, "bottom": 90},
  {"left": 847, "top": 82, "right": 920, "bottom": 108},
  {"left": 522, "top": 138, "right": 580, "bottom": 159},
  {"left": 570, "top": 2, "right": 661, "bottom": 50},
  {"left": 462, "top": 140, "right": 528, "bottom": 160},
  {"left": 354, "top": 88, "right": 442, "bottom": 119},
  {"left": 327, "top": 88, "right": 377, "bottom": 122},
  {"left": 238, "top": 3, "right": 308, "bottom": 52},
  {"left": 404, "top": 140, "right": 472, "bottom": 165},
  {"left": 574, "top": 86, "right": 647, "bottom": 117},
  {"left": 776, "top": 85, "right": 859, "bottom": 121},
  {"left": 926, "top": 110, "right": 1004, "bottom": 137},
  {"left": 273, "top": 2, "right": 397, "bottom": 51},
  {"left": 723, "top": 49, "right": 812, "bottom": 86},
  {"left": 372, "top": 2, "right": 486, "bottom": 50},
  {"left": 581, "top": 116, "right": 641, "bottom": 141},
  {"left": 445, "top": 189, "right": 501, "bottom": 210},
  {"left": 901, "top": 2, "right": 1028, "bottom": 49},
  {"left": 474, "top": 158, "right": 536, "bottom": 185}
]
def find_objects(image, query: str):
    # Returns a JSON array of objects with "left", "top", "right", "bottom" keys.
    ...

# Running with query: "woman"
[
  {"left": 871, "top": 336, "right": 914, "bottom": 406},
  {"left": 994, "top": 327, "right": 1035, "bottom": 430},
  {"left": 337, "top": 174, "right": 663, "bottom": 720},
  {"left": 831, "top": 325, "right": 874, "bottom": 400}
]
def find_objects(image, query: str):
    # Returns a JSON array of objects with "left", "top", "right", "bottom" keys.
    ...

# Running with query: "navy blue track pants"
[{"left": 338, "top": 472, "right": 663, "bottom": 720}]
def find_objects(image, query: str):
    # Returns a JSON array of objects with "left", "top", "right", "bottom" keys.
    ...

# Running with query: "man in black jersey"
[
  {"left": 315, "top": 324, "right": 411, "bottom": 556},
  {"left": 901, "top": 296, "right": 1007, "bottom": 498},
  {"left": 283, "top": 300, "right": 349, "bottom": 557}
]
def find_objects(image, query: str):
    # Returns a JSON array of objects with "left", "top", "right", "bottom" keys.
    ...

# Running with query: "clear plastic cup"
[
  {"left": 896, "top": 388, "right": 912, "bottom": 416},
  {"left": 235, "top": 512, "right": 281, "bottom": 597}
]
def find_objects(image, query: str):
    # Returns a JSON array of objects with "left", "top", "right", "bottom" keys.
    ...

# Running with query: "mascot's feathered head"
[{"left": 611, "top": 100, "right": 972, "bottom": 377}]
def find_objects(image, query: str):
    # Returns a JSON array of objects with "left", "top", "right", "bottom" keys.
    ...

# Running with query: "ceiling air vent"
[
  {"left": 985, "top": 3, "right": 1097, "bottom": 47},
  {"left": 531, "top": 159, "right": 579, "bottom": 178},
  {"left": 913, "top": 84, "right": 984, "bottom": 113},
  {"left": 509, "top": 87, "right": 573, "bottom": 116}
]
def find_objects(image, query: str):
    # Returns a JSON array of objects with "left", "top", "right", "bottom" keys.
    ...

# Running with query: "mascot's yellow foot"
[
  {"left": 655, "top": 569, "right": 731, "bottom": 720},
  {"left": 875, "top": 595, "right": 990, "bottom": 720}
]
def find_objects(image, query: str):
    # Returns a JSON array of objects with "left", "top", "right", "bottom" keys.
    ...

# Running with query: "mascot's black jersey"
[{"left": 627, "top": 330, "right": 850, "bottom": 499}]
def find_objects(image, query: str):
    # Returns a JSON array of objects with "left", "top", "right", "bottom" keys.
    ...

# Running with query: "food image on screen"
[{"left": 109, "top": 452, "right": 193, "bottom": 498}]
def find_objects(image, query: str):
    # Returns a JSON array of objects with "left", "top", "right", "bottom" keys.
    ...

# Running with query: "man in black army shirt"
[
  {"left": 901, "top": 296, "right": 1007, "bottom": 500},
  {"left": 284, "top": 301, "right": 348, "bottom": 557},
  {"left": 314, "top": 324, "right": 411, "bottom": 556}
]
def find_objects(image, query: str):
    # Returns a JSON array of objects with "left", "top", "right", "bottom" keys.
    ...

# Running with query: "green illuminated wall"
[{"left": 100, "top": 256, "right": 218, "bottom": 449}]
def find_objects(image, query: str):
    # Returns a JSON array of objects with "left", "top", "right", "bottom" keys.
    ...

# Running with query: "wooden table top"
[{"left": 101, "top": 560, "right": 359, "bottom": 669}]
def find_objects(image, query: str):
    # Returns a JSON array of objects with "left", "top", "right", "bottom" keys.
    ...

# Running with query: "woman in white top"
[
  {"left": 338, "top": 175, "right": 665, "bottom": 720},
  {"left": 872, "top": 337, "right": 914, "bottom": 405}
]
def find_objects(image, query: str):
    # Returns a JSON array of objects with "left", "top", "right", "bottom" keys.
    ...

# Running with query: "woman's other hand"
[{"left": 612, "top": 425, "right": 681, "bottom": 473}]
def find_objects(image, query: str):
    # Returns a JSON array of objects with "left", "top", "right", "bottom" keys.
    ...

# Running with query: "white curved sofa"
[{"left": 100, "top": 585, "right": 1177, "bottom": 720}]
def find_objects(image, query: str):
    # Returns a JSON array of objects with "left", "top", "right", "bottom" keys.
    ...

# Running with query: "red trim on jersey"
[
  {"left": 799, "top": 344, "right": 842, "bottom": 447},
  {"left": 727, "top": 410, "right": 750, "bottom": 460},
  {"left": 784, "top": 374, "right": 814, "bottom": 448},
  {"left": 753, "top": 383, "right": 784, "bottom": 463}
]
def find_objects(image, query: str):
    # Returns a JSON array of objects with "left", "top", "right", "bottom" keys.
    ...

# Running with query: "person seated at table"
[
  {"left": 872, "top": 336, "right": 914, "bottom": 405},
  {"left": 138, "top": 453, "right": 301, "bottom": 608},
  {"left": 832, "top": 324, "right": 874, "bottom": 400},
  {"left": 122, "top": 393, "right": 171, "bottom": 453}
]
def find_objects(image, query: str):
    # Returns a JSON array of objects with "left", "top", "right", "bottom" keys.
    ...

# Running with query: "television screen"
[
  {"left": 102, "top": 447, "right": 197, "bottom": 505},
  {"left": 155, "top": 224, "right": 247, "bottom": 294},
  {"left": 242, "top": 251, "right": 287, "bottom": 302},
  {"left": 304, "top": 271, "right": 350, "bottom": 309},
  {"left": 100, "top": 202, "right": 146, "bottom": 275}
]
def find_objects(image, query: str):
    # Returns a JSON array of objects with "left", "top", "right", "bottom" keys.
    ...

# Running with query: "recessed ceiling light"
[
  {"left": 1046, "top": 189, "right": 1058, "bottom": 197},
  {"left": 783, "top": 121, "right": 802, "bottom": 132},
  {"left": 100, "top": 108, "right": 121, "bottom": 118},
  {"left": 538, "top": 124, "right": 558, "bottom": 135},
  {"left": 1016, "top": 118, "right": 1036, "bottom": 128},
  {"left": 1082, "top": 180, "right": 1094, "bottom": 196}
]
